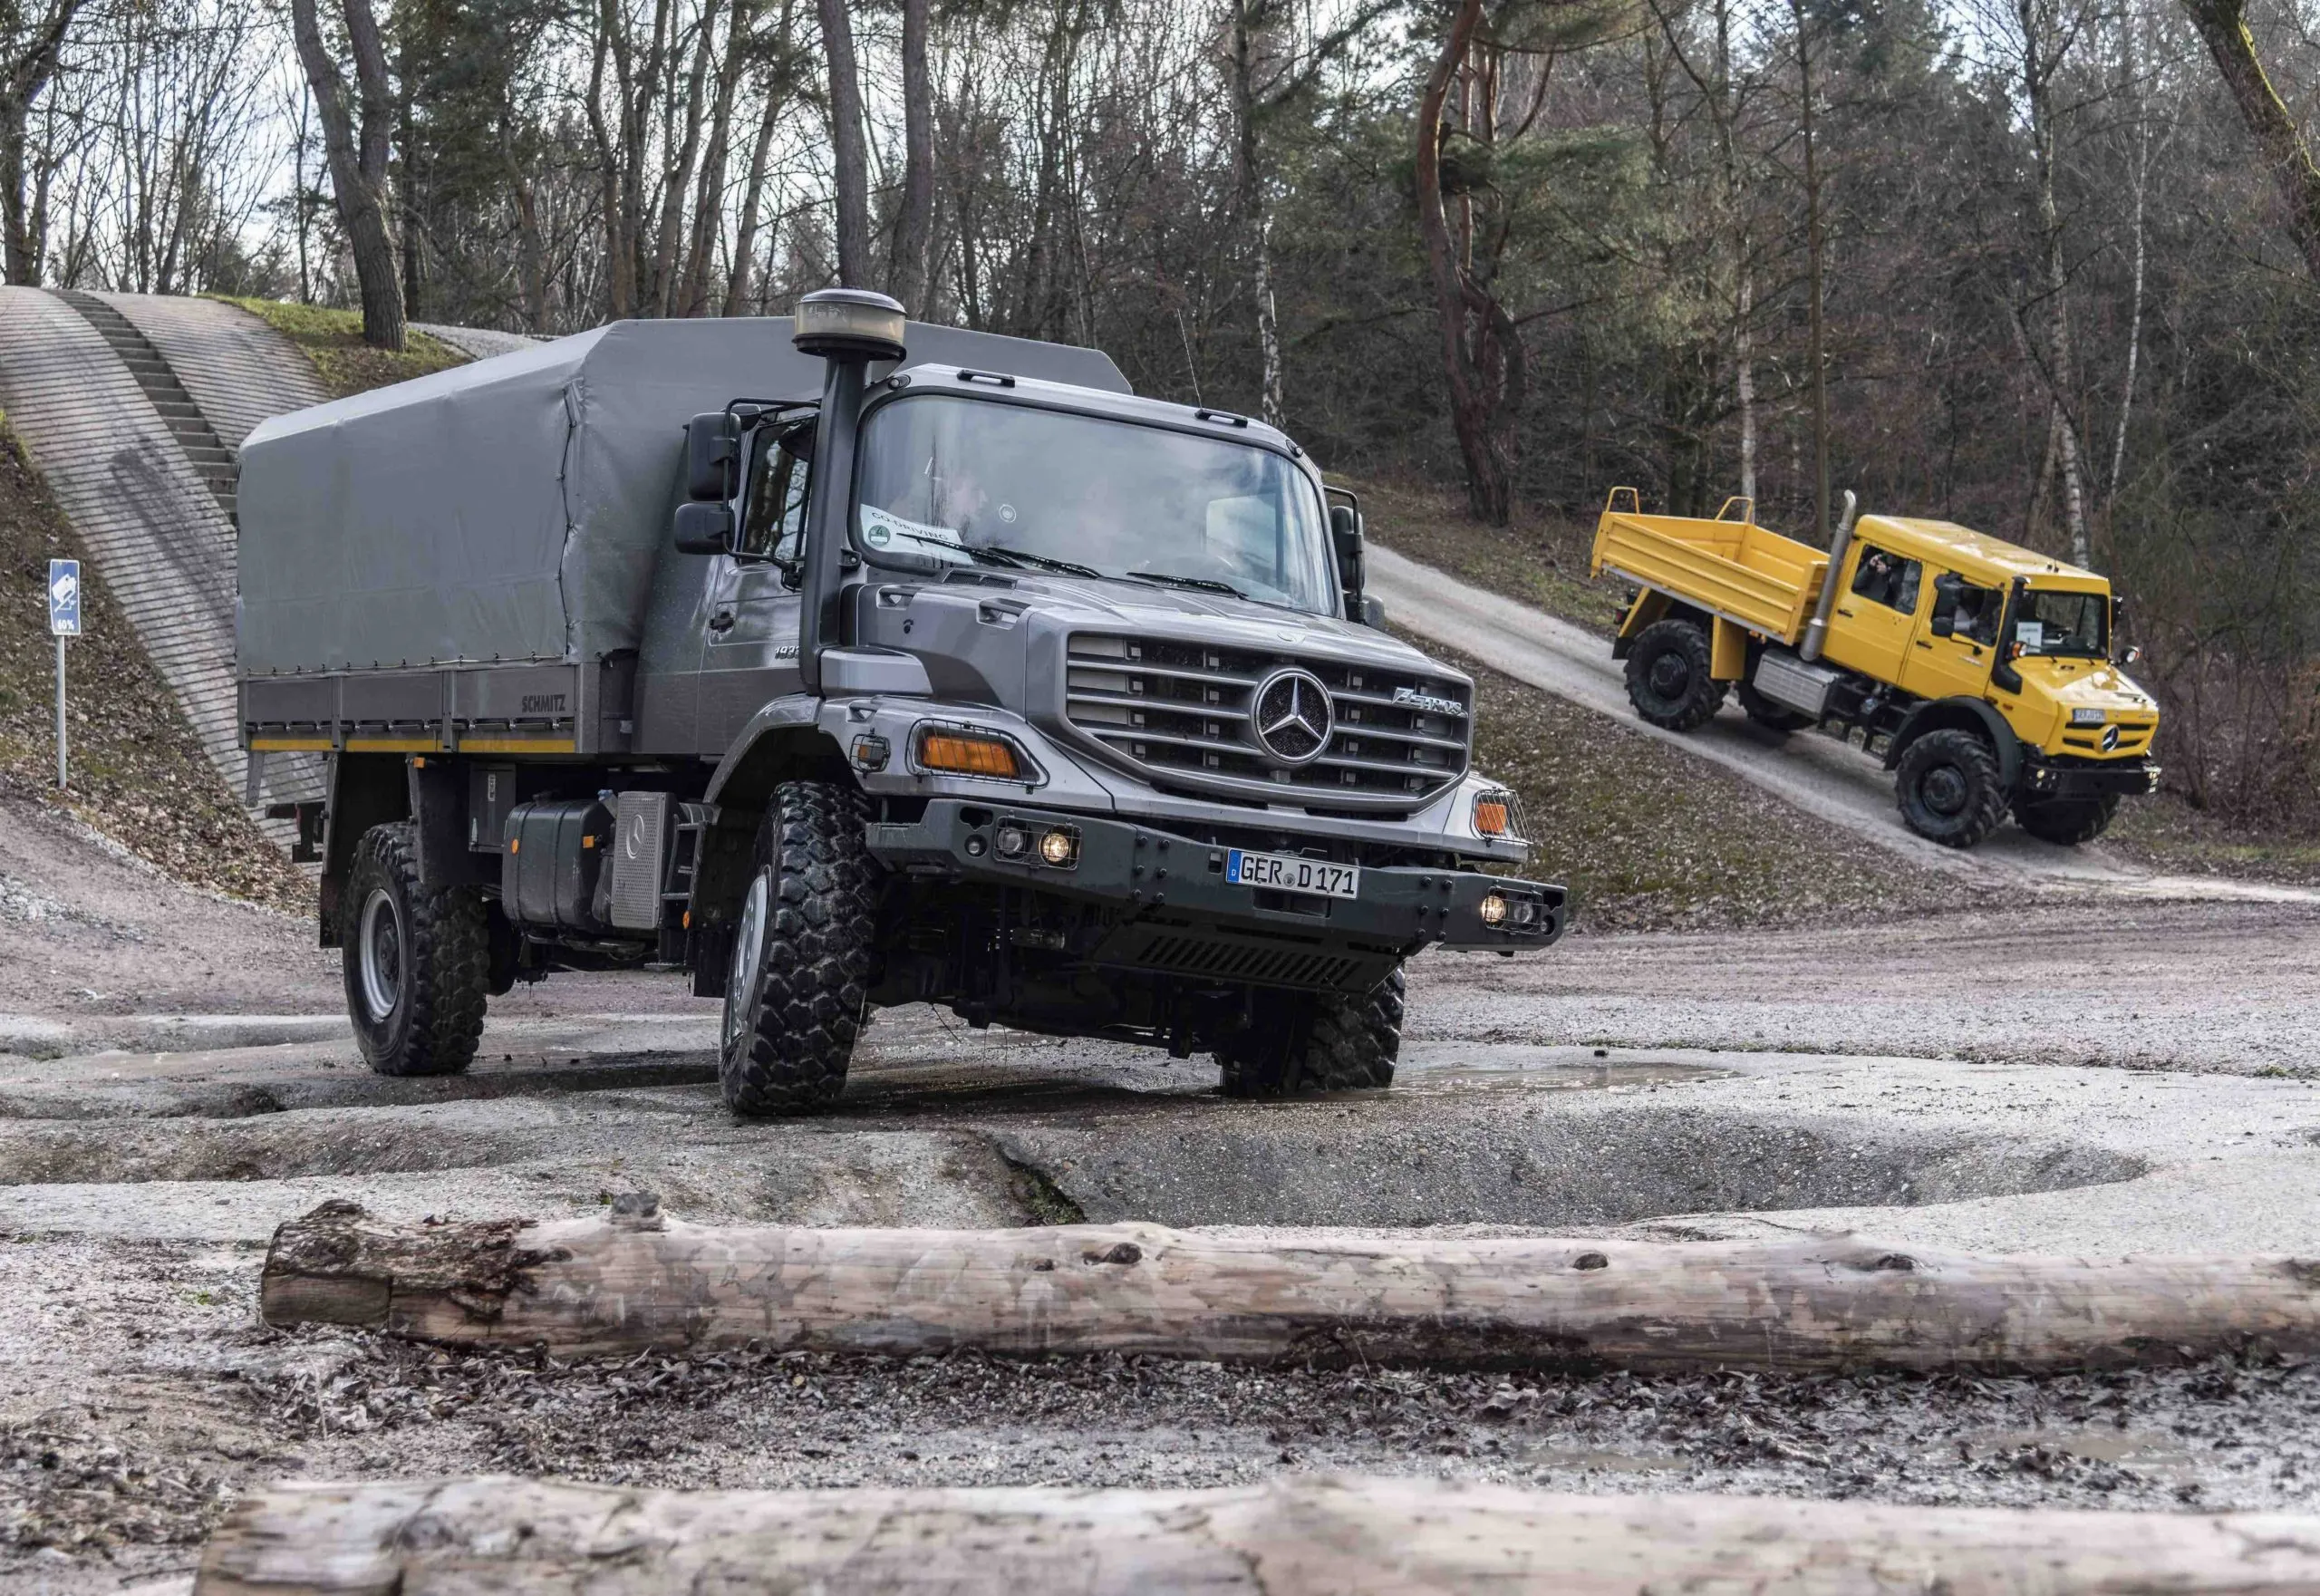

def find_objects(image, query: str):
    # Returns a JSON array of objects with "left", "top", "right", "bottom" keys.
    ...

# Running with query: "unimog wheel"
[
  {"left": 1894, "top": 729, "right": 2007, "bottom": 848},
  {"left": 343, "top": 822, "right": 489, "bottom": 1077},
  {"left": 720, "top": 779, "right": 882, "bottom": 1117},
  {"left": 1216, "top": 968, "right": 1403, "bottom": 1098},
  {"left": 1736, "top": 682, "right": 1814, "bottom": 734},
  {"left": 1624, "top": 619, "right": 1727, "bottom": 732},
  {"left": 2016, "top": 795, "right": 2119, "bottom": 846}
]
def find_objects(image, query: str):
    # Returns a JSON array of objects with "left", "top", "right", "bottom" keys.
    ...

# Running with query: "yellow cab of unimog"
[{"left": 1590, "top": 488, "right": 2160, "bottom": 849}]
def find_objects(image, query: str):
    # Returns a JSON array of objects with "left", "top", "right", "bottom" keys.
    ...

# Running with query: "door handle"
[
  {"left": 708, "top": 609, "right": 736, "bottom": 633},
  {"left": 1914, "top": 640, "right": 1932, "bottom": 650},
  {"left": 1836, "top": 607, "right": 1855, "bottom": 618}
]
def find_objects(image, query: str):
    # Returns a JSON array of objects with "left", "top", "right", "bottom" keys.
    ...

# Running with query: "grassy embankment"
[
  {"left": 1356, "top": 474, "right": 2320, "bottom": 894},
  {"left": 213, "top": 297, "right": 468, "bottom": 399}
]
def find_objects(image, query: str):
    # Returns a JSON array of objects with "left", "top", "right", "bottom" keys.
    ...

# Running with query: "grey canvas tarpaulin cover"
[{"left": 237, "top": 317, "right": 1128, "bottom": 676}]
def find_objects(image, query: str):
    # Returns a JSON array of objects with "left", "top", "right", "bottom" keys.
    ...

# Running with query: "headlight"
[
  {"left": 2071, "top": 708, "right": 2107, "bottom": 726},
  {"left": 1479, "top": 892, "right": 1509, "bottom": 925}
]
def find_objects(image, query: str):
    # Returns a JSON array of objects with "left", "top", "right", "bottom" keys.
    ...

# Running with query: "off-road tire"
[
  {"left": 1737, "top": 682, "right": 1814, "bottom": 734},
  {"left": 2016, "top": 795, "right": 2119, "bottom": 846},
  {"left": 719, "top": 780, "right": 881, "bottom": 1117},
  {"left": 1216, "top": 968, "right": 1403, "bottom": 1098},
  {"left": 1894, "top": 729, "right": 2007, "bottom": 849},
  {"left": 1624, "top": 619, "right": 1726, "bottom": 732},
  {"left": 343, "top": 823, "right": 489, "bottom": 1077}
]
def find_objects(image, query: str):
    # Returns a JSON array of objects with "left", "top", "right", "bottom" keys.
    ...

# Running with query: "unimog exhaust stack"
[
  {"left": 1797, "top": 489, "right": 1859, "bottom": 665},
  {"left": 792, "top": 287, "right": 908, "bottom": 696}
]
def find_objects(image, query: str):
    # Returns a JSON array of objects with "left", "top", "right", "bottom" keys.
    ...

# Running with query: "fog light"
[
  {"left": 1039, "top": 827, "right": 1080, "bottom": 868},
  {"left": 995, "top": 823, "right": 1030, "bottom": 857},
  {"left": 917, "top": 727, "right": 1023, "bottom": 780},
  {"left": 1479, "top": 892, "right": 1508, "bottom": 926}
]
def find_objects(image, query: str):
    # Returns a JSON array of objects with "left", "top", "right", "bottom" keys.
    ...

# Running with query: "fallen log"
[
  {"left": 196, "top": 1475, "right": 2320, "bottom": 1594},
  {"left": 257, "top": 1198, "right": 2320, "bottom": 1371}
]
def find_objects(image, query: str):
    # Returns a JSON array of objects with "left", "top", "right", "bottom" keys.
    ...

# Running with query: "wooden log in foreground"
[
  {"left": 258, "top": 1199, "right": 2320, "bottom": 1371},
  {"left": 197, "top": 1475, "right": 2320, "bottom": 1595}
]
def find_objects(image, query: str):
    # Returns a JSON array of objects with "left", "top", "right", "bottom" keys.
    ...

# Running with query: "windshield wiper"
[
  {"left": 968, "top": 544, "right": 1104, "bottom": 578},
  {"left": 1125, "top": 569, "right": 1249, "bottom": 600}
]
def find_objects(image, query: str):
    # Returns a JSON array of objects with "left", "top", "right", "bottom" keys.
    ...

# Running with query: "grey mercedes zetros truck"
[{"left": 237, "top": 289, "right": 1564, "bottom": 1113}]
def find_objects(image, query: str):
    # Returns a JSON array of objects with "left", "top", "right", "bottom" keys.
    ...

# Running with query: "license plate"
[{"left": 1226, "top": 848, "right": 1359, "bottom": 899}]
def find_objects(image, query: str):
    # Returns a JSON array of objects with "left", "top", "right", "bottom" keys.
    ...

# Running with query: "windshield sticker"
[
  {"left": 2016, "top": 621, "right": 2044, "bottom": 649},
  {"left": 859, "top": 504, "right": 966, "bottom": 556}
]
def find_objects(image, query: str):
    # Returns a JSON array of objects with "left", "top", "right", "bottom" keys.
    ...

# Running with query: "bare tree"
[
  {"left": 0, "top": 0, "right": 82, "bottom": 283},
  {"left": 887, "top": 0, "right": 935, "bottom": 315},
  {"left": 2179, "top": 0, "right": 2320, "bottom": 282},
  {"left": 817, "top": 0, "right": 871, "bottom": 284},
  {"left": 291, "top": 0, "right": 404, "bottom": 347}
]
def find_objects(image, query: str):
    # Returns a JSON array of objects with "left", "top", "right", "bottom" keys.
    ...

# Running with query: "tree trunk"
[
  {"left": 1736, "top": 274, "right": 1757, "bottom": 504},
  {"left": 1416, "top": 0, "right": 1520, "bottom": 526},
  {"left": 1790, "top": 0, "right": 1829, "bottom": 543},
  {"left": 260, "top": 1203, "right": 2320, "bottom": 1372},
  {"left": 817, "top": 0, "right": 871, "bottom": 285},
  {"left": 2019, "top": 0, "right": 2091, "bottom": 567},
  {"left": 679, "top": 0, "right": 751, "bottom": 317},
  {"left": 199, "top": 1474, "right": 2320, "bottom": 1595},
  {"left": 2180, "top": 0, "right": 2320, "bottom": 283},
  {"left": 289, "top": 0, "right": 403, "bottom": 349},
  {"left": 887, "top": 0, "right": 935, "bottom": 315},
  {"left": 648, "top": 0, "right": 720, "bottom": 316},
  {"left": 0, "top": 0, "right": 84, "bottom": 285}
]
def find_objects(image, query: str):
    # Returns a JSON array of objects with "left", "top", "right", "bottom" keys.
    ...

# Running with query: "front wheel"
[
  {"left": 1894, "top": 729, "right": 2007, "bottom": 849},
  {"left": 1216, "top": 969, "right": 1403, "bottom": 1098},
  {"left": 2016, "top": 795, "right": 2119, "bottom": 846},
  {"left": 719, "top": 780, "right": 882, "bottom": 1116},
  {"left": 1624, "top": 619, "right": 1726, "bottom": 732},
  {"left": 343, "top": 823, "right": 489, "bottom": 1076}
]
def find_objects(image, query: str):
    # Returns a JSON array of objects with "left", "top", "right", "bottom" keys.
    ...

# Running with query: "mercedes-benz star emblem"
[
  {"left": 1252, "top": 668, "right": 1334, "bottom": 766},
  {"left": 2102, "top": 724, "right": 2122, "bottom": 752}
]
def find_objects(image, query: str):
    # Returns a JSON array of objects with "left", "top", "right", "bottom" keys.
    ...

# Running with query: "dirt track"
[{"left": 4, "top": 792, "right": 2319, "bottom": 1589}]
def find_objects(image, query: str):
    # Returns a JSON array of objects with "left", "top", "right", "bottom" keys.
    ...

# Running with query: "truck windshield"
[
  {"left": 854, "top": 393, "right": 1337, "bottom": 614},
  {"left": 2018, "top": 589, "right": 2107, "bottom": 658}
]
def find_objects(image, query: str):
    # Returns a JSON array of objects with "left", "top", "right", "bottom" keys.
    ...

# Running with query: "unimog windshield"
[
  {"left": 2016, "top": 588, "right": 2108, "bottom": 658},
  {"left": 853, "top": 392, "right": 1338, "bottom": 614}
]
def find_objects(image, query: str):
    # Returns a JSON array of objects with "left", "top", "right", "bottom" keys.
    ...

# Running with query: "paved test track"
[{"left": 1367, "top": 543, "right": 2317, "bottom": 900}]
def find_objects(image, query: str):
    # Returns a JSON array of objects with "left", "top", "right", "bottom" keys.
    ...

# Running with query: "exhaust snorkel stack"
[{"left": 793, "top": 287, "right": 909, "bottom": 695}]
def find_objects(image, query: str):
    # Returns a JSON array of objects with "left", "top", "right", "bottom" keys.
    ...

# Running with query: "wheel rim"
[
  {"left": 1920, "top": 764, "right": 1969, "bottom": 817},
  {"left": 1647, "top": 651, "right": 1691, "bottom": 699},
  {"left": 356, "top": 887, "right": 404, "bottom": 1021},
  {"left": 724, "top": 869, "right": 770, "bottom": 1047}
]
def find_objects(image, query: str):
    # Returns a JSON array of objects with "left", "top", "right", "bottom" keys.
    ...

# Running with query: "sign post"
[{"left": 48, "top": 559, "right": 80, "bottom": 790}]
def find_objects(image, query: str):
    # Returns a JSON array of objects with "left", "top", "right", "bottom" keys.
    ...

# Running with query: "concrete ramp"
[{"left": 0, "top": 287, "right": 320, "bottom": 812}]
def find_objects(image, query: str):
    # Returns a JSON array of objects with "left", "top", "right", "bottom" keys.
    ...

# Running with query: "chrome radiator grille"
[{"left": 1063, "top": 633, "right": 1472, "bottom": 804}]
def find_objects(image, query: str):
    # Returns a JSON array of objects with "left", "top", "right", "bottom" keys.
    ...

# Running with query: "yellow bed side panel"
[{"left": 1590, "top": 491, "right": 1826, "bottom": 644}]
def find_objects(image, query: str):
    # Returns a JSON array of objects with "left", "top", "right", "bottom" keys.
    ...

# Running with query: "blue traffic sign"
[{"left": 48, "top": 559, "right": 80, "bottom": 635}]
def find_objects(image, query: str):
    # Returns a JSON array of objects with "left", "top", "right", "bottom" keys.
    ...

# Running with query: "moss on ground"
[
  {"left": 213, "top": 297, "right": 468, "bottom": 398},
  {"left": 2102, "top": 793, "right": 2320, "bottom": 886},
  {"left": 0, "top": 421, "right": 306, "bottom": 911},
  {"left": 1347, "top": 476, "right": 1623, "bottom": 632},
  {"left": 1417, "top": 634, "right": 1970, "bottom": 932}
]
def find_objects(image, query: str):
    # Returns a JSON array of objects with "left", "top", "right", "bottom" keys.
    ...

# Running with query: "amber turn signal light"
[
  {"left": 917, "top": 729, "right": 1022, "bottom": 780},
  {"left": 1474, "top": 798, "right": 1510, "bottom": 836}
]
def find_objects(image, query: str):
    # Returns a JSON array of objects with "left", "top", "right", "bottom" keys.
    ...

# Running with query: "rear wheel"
[
  {"left": 1737, "top": 682, "right": 1814, "bottom": 734},
  {"left": 1217, "top": 969, "right": 1402, "bottom": 1097},
  {"left": 1894, "top": 729, "right": 2006, "bottom": 849},
  {"left": 343, "top": 823, "right": 489, "bottom": 1077},
  {"left": 1624, "top": 619, "right": 1726, "bottom": 731},
  {"left": 719, "top": 780, "right": 882, "bottom": 1116},
  {"left": 2016, "top": 795, "right": 2119, "bottom": 846}
]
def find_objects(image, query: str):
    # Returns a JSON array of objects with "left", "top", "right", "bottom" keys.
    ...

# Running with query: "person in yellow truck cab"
[{"left": 1590, "top": 488, "right": 2161, "bottom": 850}]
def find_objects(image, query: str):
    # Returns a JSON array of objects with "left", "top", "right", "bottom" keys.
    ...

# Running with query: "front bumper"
[
  {"left": 2021, "top": 754, "right": 2160, "bottom": 801},
  {"left": 865, "top": 799, "right": 1565, "bottom": 970}
]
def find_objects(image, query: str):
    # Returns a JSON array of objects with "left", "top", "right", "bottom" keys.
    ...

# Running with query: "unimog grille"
[{"left": 1063, "top": 633, "right": 1472, "bottom": 806}]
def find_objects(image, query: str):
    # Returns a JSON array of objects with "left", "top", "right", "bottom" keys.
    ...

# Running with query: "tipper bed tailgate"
[{"left": 1590, "top": 490, "right": 1827, "bottom": 643}]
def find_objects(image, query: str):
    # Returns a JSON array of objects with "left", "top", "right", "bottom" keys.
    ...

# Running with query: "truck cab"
[
  {"left": 1594, "top": 491, "right": 2160, "bottom": 849},
  {"left": 238, "top": 291, "right": 1564, "bottom": 1108}
]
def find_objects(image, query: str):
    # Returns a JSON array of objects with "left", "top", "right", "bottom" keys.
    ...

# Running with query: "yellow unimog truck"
[{"left": 1590, "top": 488, "right": 2160, "bottom": 848}]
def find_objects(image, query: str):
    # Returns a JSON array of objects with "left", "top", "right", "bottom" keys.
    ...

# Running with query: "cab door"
[
  {"left": 1819, "top": 538, "right": 1922, "bottom": 683},
  {"left": 1902, "top": 569, "right": 2002, "bottom": 703},
  {"left": 696, "top": 420, "right": 811, "bottom": 749}
]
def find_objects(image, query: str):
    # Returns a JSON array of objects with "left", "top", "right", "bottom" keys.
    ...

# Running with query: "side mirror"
[
  {"left": 684, "top": 412, "right": 739, "bottom": 502},
  {"left": 2120, "top": 643, "right": 2144, "bottom": 667},
  {"left": 673, "top": 500, "right": 734, "bottom": 555},
  {"left": 1928, "top": 612, "right": 1955, "bottom": 638},
  {"left": 1361, "top": 595, "right": 1387, "bottom": 629}
]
